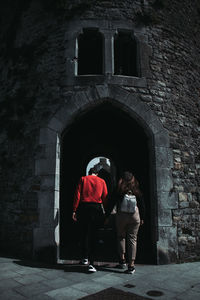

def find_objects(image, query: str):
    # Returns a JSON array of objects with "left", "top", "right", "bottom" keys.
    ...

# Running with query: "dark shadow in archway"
[{"left": 60, "top": 103, "right": 157, "bottom": 264}]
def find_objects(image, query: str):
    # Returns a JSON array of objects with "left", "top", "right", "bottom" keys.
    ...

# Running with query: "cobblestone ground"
[{"left": 0, "top": 257, "right": 200, "bottom": 300}]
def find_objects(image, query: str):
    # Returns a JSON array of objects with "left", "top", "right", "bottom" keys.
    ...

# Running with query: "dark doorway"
[{"left": 59, "top": 103, "right": 157, "bottom": 264}]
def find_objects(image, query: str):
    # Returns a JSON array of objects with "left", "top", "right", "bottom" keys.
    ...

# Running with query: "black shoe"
[
  {"left": 79, "top": 258, "right": 89, "bottom": 265},
  {"left": 116, "top": 259, "right": 126, "bottom": 269},
  {"left": 126, "top": 266, "right": 135, "bottom": 274}
]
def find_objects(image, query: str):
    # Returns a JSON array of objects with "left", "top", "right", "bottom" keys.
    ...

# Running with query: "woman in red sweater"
[{"left": 72, "top": 167, "right": 108, "bottom": 272}]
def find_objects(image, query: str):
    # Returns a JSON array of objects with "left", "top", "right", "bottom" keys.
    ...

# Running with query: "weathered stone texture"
[{"left": 0, "top": 0, "right": 200, "bottom": 261}]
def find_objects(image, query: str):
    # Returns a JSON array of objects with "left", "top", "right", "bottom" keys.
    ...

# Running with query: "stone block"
[
  {"left": 0, "top": 290, "right": 26, "bottom": 300},
  {"left": 14, "top": 282, "right": 52, "bottom": 298},
  {"left": 135, "top": 105, "right": 158, "bottom": 126},
  {"left": 140, "top": 94, "right": 152, "bottom": 102},
  {"left": 179, "top": 201, "right": 189, "bottom": 208},
  {"left": 155, "top": 146, "right": 173, "bottom": 168},
  {"left": 108, "top": 85, "right": 130, "bottom": 103},
  {"left": 35, "top": 158, "right": 56, "bottom": 176},
  {"left": 38, "top": 190, "right": 55, "bottom": 207},
  {"left": 96, "top": 84, "right": 109, "bottom": 99},
  {"left": 125, "top": 93, "right": 142, "bottom": 110},
  {"left": 47, "top": 116, "right": 63, "bottom": 132},
  {"left": 154, "top": 96, "right": 164, "bottom": 103},
  {"left": 46, "top": 286, "right": 87, "bottom": 300},
  {"left": 72, "top": 281, "right": 105, "bottom": 294},
  {"left": 158, "top": 209, "right": 172, "bottom": 226},
  {"left": 33, "top": 227, "right": 56, "bottom": 253},
  {"left": 38, "top": 208, "right": 55, "bottom": 227},
  {"left": 179, "top": 192, "right": 188, "bottom": 202},
  {"left": 40, "top": 175, "right": 55, "bottom": 192},
  {"left": 73, "top": 90, "right": 90, "bottom": 110},
  {"left": 154, "top": 129, "right": 170, "bottom": 147},
  {"left": 157, "top": 226, "right": 178, "bottom": 263},
  {"left": 85, "top": 86, "right": 100, "bottom": 103},
  {"left": 156, "top": 168, "right": 173, "bottom": 192},
  {"left": 93, "top": 274, "right": 123, "bottom": 285},
  {"left": 157, "top": 191, "right": 178, "bottom": 209},
  {"left": 54, "top": 101, "right": 76, "bottom": 125},
  {"left": 43, "top": 277, "right": 74, "bottom": 289},
  {"left": 39, "top": 128, "right": 57, "bottom": 145},
  {"left": 174, "top": 162, "right": 183, "bottom": 170},
  {"left": 128, "top": 95, "right": 148, "bottom": 112},
  {"left": 45, "top": 143, "right": 57, "bottom": 158},
  {"left": 148, "top": 117, "right": 165, "bottom": 135}
]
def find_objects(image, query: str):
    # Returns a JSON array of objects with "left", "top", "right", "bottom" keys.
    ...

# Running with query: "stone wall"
[
  {"left": 0, "top": 0, "right": 199, "bottom": 261},
  {"left": 146, "top": 1, "right": 200, "bottom": 261}
]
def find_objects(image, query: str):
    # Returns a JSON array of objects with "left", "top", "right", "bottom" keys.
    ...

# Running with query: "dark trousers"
[{"left": 78, "top": 203, "right": 104, "bottom": 264}]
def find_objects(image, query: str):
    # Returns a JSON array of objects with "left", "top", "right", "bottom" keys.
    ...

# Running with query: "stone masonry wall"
[
  {"left": 0, "top": 0, "right": 200, "bottom": 261},
  {"left": 145, "top": 3, "right": 200, "bottom": 261}
]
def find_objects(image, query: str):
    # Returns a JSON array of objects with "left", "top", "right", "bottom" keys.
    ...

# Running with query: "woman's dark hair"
[
  {"left": 122, "top": 171, "right": 134, "bottom": 182},
  {"left": 118, "top": 171, "right": 142, "bottom": 197}
]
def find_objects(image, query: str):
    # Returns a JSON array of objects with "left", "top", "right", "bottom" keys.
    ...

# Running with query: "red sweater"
[{"left": 73, "top": 175, "right": 108, "bottom": 212}]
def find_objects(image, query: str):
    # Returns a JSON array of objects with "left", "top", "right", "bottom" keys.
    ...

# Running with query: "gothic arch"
[{"left": 34, "top": 86, "right": 178, "bottom": 264}]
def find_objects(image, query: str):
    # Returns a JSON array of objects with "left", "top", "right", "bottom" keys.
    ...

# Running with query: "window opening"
[
  {"left": 114, "top": 31, "right": 138, "bottom": 76},
  {"left": 78, "top": 28, "right": 103, "bottom": 75}
]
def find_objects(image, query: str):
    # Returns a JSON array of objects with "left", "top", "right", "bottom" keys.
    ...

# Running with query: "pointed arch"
[{"left": 34, "top": 86, "right": 178, "bottom": 264}]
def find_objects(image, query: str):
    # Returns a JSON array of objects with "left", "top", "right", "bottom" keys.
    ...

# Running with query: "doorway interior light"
[{"left": 86, "top": 156, "right": 111, "bottom": 175}]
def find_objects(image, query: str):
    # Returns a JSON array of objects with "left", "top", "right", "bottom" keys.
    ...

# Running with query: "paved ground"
[{"left": 0, "top": 256, "right": 200, "bottom": 300}]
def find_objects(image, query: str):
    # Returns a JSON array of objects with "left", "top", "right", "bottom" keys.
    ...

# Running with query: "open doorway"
[{"left": 59, "top": 103, "right": 157, "bottom": 264}]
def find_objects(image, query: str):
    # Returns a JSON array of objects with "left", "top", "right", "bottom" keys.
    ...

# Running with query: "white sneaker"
[
  {"left": 88, "top": 264, "right": 97, "bottom": 272},
  {"left": 79, "top": 258, "right": 89, "bottom": 265}
]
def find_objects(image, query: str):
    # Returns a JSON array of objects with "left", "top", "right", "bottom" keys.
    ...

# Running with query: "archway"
[
  {"left": 34, "top": 85, "right": 177, "bottom": 264},
  {"left": 59, "top": 103, "right": 156, "bottom": 264}
]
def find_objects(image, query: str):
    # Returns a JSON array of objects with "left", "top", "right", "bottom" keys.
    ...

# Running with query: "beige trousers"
[{"left": 115, "top": 207, "right": 140, "bottom": 263}]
